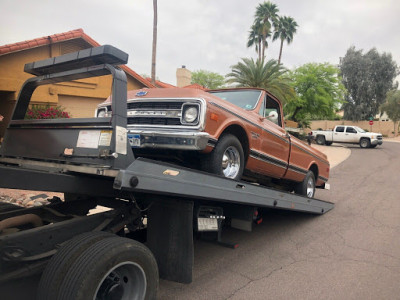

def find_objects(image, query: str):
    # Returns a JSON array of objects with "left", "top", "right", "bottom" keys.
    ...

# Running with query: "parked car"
[
  {"left": 96, "top": 87, "right": 330, "bottom": 198},
  {"left": 311, "top": 125, "right": 383, "bottom": 148}
]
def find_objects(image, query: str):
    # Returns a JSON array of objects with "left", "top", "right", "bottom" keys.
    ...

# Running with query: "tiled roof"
[
  {"left": 145, "top": 78, "right": 176, "bottom": 88},
  {"left": 0, "top": 28, "right": 154, "bottom": 88}
]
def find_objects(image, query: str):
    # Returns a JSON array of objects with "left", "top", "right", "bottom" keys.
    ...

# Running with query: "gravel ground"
[{"left": 0, "top": 188, "right": 63, "bottom": 208}]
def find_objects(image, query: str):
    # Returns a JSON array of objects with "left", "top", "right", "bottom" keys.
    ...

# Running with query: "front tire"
[
  {"left": 360, "top": 138, "right": 371, "bottom": 148},
  {"left": 325, "top": 141, "right": 333, "bottom": 146},
  {"left": 295, "top": 171, "right": 316, "bottom": 198},
  {"left": 316, "top": 135, "right": 325, "bottom": 145},
  {"left": 203, "top": 134, "right": 244, "bottom": 180}
]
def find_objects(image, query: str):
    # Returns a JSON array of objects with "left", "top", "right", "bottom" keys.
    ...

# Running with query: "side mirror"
[{"left": 267, "top": 111, "right": 278, "bottom": 122}]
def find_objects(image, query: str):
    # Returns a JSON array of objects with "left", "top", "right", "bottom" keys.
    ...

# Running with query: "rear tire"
[
  {"left": 37, "top": 231, "right": 114, "bottom": 300},
  {"left": 295, "top": 171, "right": 316, "bottom": 198},
  {"left": 203, "top": 134, "right": 244, "bottom": 180},
  {"left": 316, "top": 135, "right": 325, "bottom": 145},
  {"left": 40, "top": 236, "right": 159, "bottom": 300},
  {"left": 360, "top": 138, "right": 371, "bottom": 148}
]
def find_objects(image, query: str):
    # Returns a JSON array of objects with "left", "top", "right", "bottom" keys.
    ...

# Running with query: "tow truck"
[{"left": 0, "top": 45, "right": 334, "bottom": 299}]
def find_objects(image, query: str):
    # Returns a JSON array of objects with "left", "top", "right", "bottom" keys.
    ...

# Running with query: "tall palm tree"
[
  {"left": 273, "top": 16, "right": 298, "bottom": 64},
  {"left": 247, "top": 24, "right": 270, "bottom": 61},
  {"left": 151, "top": 0, "right": 157, "bottom": 85},
  {"left": 226, "top": 58, "right": 295, "bottom": 103},
  {"left": 254, "top": 1, "right": 279, "bottom": 59}
]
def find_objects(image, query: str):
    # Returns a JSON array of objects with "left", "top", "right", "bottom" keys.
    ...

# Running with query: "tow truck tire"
[
  {"left": 54, "top": 237, "right": 158, "bottom": 300},
  {"left": 325, "top": 141, "right": 333, "bottom": 146},
  {"left": 360, "top": 138, "right": 371, "bottom": 148},
  {"left": 370, "top": 144, "right": 377, "bottom": 148},
  {"left": 295, "top": 171, "right": 316, "bottom": 198},
  {"left": 37, "top": 231, "right": 114, "bottom": 300},
  {"left": 203, "top": 134, "right": 244, "bottom": 180},
  {"left": 316, "top": 135, "right": 325, "bottom": 145}
]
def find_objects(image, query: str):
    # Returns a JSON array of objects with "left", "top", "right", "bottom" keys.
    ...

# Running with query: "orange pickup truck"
[{"left": 96, "top": 87, "right": 330, "bottom": 198}]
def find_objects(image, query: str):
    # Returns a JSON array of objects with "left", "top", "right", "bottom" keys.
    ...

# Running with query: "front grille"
[
  {"left": 128, "top": 102, "right": 184, "bottom": 110},
  {"left": 128, "top": 117, "right": 181, "bottom": 126},
  {"left": 378, "top": 135, "right": 383, "bottom": 140}
]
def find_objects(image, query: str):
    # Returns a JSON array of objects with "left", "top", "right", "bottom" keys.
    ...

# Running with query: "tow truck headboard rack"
[{"left": 0, "top": 45, "right": 134, "bottom": 170}]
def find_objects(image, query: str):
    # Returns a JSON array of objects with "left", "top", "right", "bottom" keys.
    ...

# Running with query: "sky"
[{"left": 1, "top": 0, "right": 399, "bottom": 85}]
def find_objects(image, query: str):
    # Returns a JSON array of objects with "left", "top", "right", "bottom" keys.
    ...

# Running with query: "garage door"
[{"left": 58, "top": 95, "right": 106, "bottom": 118}]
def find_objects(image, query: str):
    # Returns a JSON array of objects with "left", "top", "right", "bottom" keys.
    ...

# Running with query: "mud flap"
[{"left": 146, "top": 198, "right": 194, "bottom": 283}]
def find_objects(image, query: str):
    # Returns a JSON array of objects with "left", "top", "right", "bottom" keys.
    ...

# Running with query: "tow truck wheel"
[
  {"left": 203, "top": 134, "right": 244, "bottom": 180},
  {"left": 47, "top": 236, "right": 158, "bottom": 300},
  {"left": 295, "top": 171, "right": 316, "bottom": 198},
  {"left": 37, "top": 231, "right": 114, "bottom": 300},
  {"left": 360, "top": 138, "right": 371, "bottom": 148},
  {"left": 316, "top": 135, "right": 325, "bottom": 145}
]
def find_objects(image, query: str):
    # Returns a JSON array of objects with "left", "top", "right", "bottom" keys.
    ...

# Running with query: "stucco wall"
[{"left": 0, "top": 39, "right": 145, "bottom": 137}]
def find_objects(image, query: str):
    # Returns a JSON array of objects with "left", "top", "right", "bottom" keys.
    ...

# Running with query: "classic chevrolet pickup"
[{"left": 96, "top": 87, "right": 330, "bottom": 198}]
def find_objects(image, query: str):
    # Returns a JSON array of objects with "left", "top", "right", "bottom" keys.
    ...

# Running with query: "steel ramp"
[{"left": 115, "top": 158, "right": 334, "bottom": 215}]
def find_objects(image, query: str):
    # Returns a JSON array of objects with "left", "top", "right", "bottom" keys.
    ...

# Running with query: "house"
[{"left": 0, "top": 28, "right": 154, "bottom": 138}]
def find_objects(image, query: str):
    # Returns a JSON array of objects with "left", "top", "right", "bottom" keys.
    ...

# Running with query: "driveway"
[{"left": 159, "top": 142, "right": 400, "bottom": 299}]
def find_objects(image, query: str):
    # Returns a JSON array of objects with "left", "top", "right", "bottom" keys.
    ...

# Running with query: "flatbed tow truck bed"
[{"left": 0, "top": 46, "right": 333, "bottom": 299}]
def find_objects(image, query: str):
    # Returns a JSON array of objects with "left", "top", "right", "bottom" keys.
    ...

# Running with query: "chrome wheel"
[
  {"left": 221, "top": 146, "right": 241, "bottom": 179},
  {"left": 306, "top": 176, "right": 315, "bottom": 198},
  {"left": 95, "top": 262, "right": 146, "bottom": 300}
]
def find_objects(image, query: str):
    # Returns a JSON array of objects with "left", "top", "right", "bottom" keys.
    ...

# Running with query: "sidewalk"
[{"left": 312, "top": 144, "right": 351, "bottom": 169}]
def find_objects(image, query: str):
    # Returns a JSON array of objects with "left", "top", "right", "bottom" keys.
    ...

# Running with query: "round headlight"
[
  {"left": 97, "top": 110, "right": 106, "bottom": 118},
  {"left": 183, "top": 107, "right": 198, "bottom": 123}
]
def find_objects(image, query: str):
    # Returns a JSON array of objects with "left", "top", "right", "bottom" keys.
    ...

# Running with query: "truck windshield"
[
  {"left": 209, "top": 90, "right": 262, "bottom": 110},
  {"left": 354, "top": 126, "right": 366, "bottom": 133}
]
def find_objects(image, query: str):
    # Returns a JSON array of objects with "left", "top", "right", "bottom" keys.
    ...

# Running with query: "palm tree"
[
  {"left": 151, "top": 0, "right": 157, "bottom": 85},
  {"left": 226, "top": 58, "right": 295, "bottom": 103},
  {"left": 254, "top": 1, "right": 279, "bottom": 59},
  {"left": 247, "top": 24, "right": 270, "bottom": 61},
  {"left": 273, "top": 16, "right": 298, "bottom": 64}
]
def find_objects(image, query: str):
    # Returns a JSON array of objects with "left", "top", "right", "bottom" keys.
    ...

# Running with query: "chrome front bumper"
[
  {"left": 127, "top": 130, "right": 210, "bottom": 150},
  {"left": 371, "top": 139, "right": 383, "bottom": 145}
]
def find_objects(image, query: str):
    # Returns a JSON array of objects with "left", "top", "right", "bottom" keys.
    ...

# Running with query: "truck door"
[
  {"left": 333, "top": 126, "right": 346, "bottom": 142},
  {"left": 257, "top": 94, "right": 290, "bottom": 178},
  {"left": 344, "top": 126, "right": 359, "bottom": 143}
]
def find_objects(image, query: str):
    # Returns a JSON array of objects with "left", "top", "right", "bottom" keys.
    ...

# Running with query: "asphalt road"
[
  {"left": 158, "top": 142, "right": 400, "bottom": 299},
  {"left": 2, "top": 142, "right": 400, "bottom": 299}
]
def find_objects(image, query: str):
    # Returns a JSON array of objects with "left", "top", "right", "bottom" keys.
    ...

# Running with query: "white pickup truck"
[{"left": 311, "top": 125, "right": 383, "bottom": 148}]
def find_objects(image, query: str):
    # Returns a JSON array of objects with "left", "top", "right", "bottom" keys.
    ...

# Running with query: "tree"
[
  {"left": 226, "top": 58, "right": 295, "bottom": 103},
  {"left": 151, "top": 0, "right": 157, "bottom": 85},
  {"left": 254, "top": 1, "right": 279, "bottom": 59},
  {"left": 191, "top": 70, "right": 225, "bottom": 89},
  {"left": 286, "top": 63, "right": 345, "bottom": 122},
  {"left": 247, "top": 23, "right": 266, "bottom": 61},
  {"left": 272, "top": 16, "right": 298, "bottom": 64},
  {"left": 380, "top": 90, "right": 400, "bottom": 136},
  {"left": 340, "top": 47, "right": 399, "bottom": 121}
]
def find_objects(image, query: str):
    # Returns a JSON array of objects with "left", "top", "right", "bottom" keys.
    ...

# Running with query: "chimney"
[{"left": 176, "top": 65, "right": 191, "bottom": 87}]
